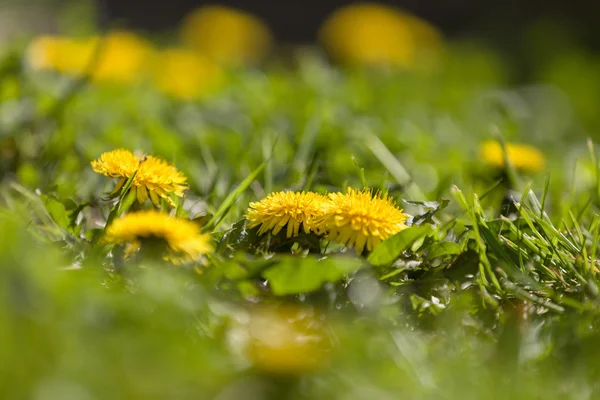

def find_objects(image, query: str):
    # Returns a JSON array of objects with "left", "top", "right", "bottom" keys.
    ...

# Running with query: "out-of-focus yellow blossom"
[
  {"left": 479, "top": 140, "right": 546, "bottom": 173},
  {"left": 27, "top": 31, "right": 153, "bottom": 84},
  {"left": 91, "top": 149, "right": 188, "bottom": 207},
  {"left": 180, "top": 5, "right": 272, "bottom": 66},
  {"left": 152, "top": 49, "right": 223, "bottom": 100},
  {"left": 246, "top": 191, "right": 328, "bottom": 238},
  {"left": 91, "top": 31, "right": 153, "bottom": 83},
  {"left": 229, "top": 305, "right": 331, "bottom": 374},
  {"left": 319, "top": 3, "right": 442, "bottom": 68},
  {"left": 27, "top": 35, "right": 65, "bottom": 70},
  {"left": 105, "top": 210, "right": 213, "bottom": 262},
  {"left": 316, "top": 188, "right": 409, "bottom": 254}
]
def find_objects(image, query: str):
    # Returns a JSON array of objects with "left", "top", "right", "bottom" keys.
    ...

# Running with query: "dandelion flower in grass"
[
  {"left": 180, "top": 5, "right": 272, "bottom": 66},
  {"left": 90, "top": 31, "right": 153, "bottom": 83},
  {"left": 243, "top": 305, "right": 331, "bottom": 374},
  {"left": 105, "top": 210, "right": 212, "bottom": 261},
  {"left": 246, "top": 191, "right": 328, "bottom": 238},
  {"left": 318, "top": 188, "right": 409, "bottom": 254},
  {"left": 152, "top": 49, "right": 223, "bottom": 100},
  {"left": 479, "top": 140, "right": 546, "bottom": 173},
  {"left": 91, "top": 149, "right": 188, "bottom": 207},
  {"left": 319, "top": 3, "right": 442, "bottom": 69}
]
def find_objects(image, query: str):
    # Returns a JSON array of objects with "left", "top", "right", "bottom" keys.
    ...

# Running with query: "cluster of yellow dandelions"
[
  {"left": 26, "top": 5, "right": 271, "bottom": 100},
  {"left": 27, "top": 32, "right": 155, "bottom": 84},
  {"left": 319, "top": 3, "right": 443, "bottom": 69},
  {"left": 246, "top": 189, "right": 410, "bottom": 254},
  {"left": 91, "top": 149, "right": 212, "bottom": 262},
  {"left": 26, "top": 31, "right": 224, "bottom": 100}
]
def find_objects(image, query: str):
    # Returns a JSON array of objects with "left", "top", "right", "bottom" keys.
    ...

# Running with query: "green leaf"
[
  {"left": 404, "top": 199, "right": 449, "bottom": 225},
  {"left": 262, "top": 255, "right": 363, "bottom": 295},
  {"left": 41, "top": 195, "right": 70, "bottom": 229},
  {"left": 426, "top": 242, "right": 462, "bottom": 259},
  {"left": 367, "top": 225, "right": 433, "bottom": 266}
]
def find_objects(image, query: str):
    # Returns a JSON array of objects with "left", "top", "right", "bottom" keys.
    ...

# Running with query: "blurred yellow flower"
[
  {"left": 27, "top": 35, "right": 65, "bottom": 70},
  {"left": 246, "top": 191, "right": 328, "bottom": 238},
  {"left": 319, "top": 3, "right": 442, "bottom": 68},
  {"left": 105, "top": 210, "right": 212, "bottom": 261},
  {"left": 236, "top": 305, "right": 331, "bottom": 374},
  {"left": 91, "top": 31, "right": 153, "bottom": 83},
  {"left": 27, "top": 31, "right": 153, "bottom": 84},
  {"left": 152, "top": 49, "right": 223, "bottom": 100},
  {"left": 317, "top": 188, "right": 409, "bottom": 254},
  {"left": 91, "top": 149, "right": 188, "bottom": 207},
  {"left": 180, "top": 5, "right": 272, "bottom": 66},
  {"left": 479, "top": 140, "right": 546, "bottom": 172}
]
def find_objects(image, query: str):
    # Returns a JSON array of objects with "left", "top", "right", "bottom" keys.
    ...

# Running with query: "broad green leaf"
[
  {"left": 426, "top": 242, "right": 462, "bottom": 259},
  {"left": 41, "top": 195, "right": 70, "bottom": 229},
  {"left": 262, "top": 255, "right": 363, "bottom": 295},
  {"left": 368, "top": 225, "right": 433, "bottom": 266}
]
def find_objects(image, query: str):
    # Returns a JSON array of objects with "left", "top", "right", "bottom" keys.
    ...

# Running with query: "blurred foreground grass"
[{"left": 2, "top": 3, "right": 600, "bottom": 399}]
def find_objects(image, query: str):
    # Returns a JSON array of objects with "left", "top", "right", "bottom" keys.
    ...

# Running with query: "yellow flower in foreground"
[
  {"left": 479, "top": 140, "right": 546, "bottom": 173},
  {"left": 246, "top": 191, "right": 328, "bottom": 238},
  {"left": 152, "top": 49, "right": 223, "bottom": 100},
  {"left": 27, "top": 31, "right": 152, "bottom": 84},
  {"left": 318, "top": 188, "right": 409, "bottom": 253},
  {"left": 180, "top": 5, "right": 272, "bottom": 66},
  {"left": 91, "top": 149, "right": 188, "bottom": 207},
  {"left": 242, "top": 305, "right": 331, "bottom": 374},
  {"left": 319, "top": 3, "right": 442, "bottom": 68},
  {"left": 105, "top": 210, "right": 212, "bottom": 261}
]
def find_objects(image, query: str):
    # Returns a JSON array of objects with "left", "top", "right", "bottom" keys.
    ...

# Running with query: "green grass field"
[{"left": 3, "top": 12, "right": 600, "bottom": 398}]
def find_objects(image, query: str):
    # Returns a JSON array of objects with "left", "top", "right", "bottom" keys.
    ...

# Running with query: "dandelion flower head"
[
  {"left": 318, "top": 188, "right": 409, "bottom": 253},
  {"left": 180, "top": 5, "right": 272, "bottom": 66},
  {"left": 105, "top": 210, "right": 212, "bottom": 261},
  {"left": 244, "top": 305, "right": 330, "bottom": 374},
  {"left": 91, "top": 149, "right": 188, "bottom": 207},
  {"left": 319, "top": 3, "right": 415, "bottom": 68},
  {"left": 479, "top": 140, "right": 546, "bottom": 173},
  {"left": 246, "top": 191, "right": 328, "bottom": 238},
  {"left": 152, "top": 49, "right": 223, "bottom": 100},
  {"left": 319, "top": 3, "right": 442, "bottom": 69},
  {"left": 90, "top": 31, "right": 153, "bottom": 83}
]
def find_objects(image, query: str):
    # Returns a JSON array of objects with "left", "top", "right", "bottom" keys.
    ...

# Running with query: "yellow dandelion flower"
[
  {"left": 27, "top": 35, "right": 91, "bottom": 74},
  {"left": 180, "top": 5, "right": 272, "bottom": 66},
  {"left": 90, "top": 31, "right": 153, "bottom": 83},
  {"left": 241, "top": 305, "right": 331, "bottom": 374},
  {"left": 319, "top": 3, "right": 442, "bottom": 68},
  {"left": 105, "top": 210, "right": 212, "bottom": 261},
  {"left": 91, "top": 149, "right": 188, "bottom": 207},
  {"left": 246, "top": 191, "right": 328, "bottom": 238},
  {"left": 317, "top": 188, "right": 409, "bottom": 254},
  {"left": 151, "top": 49, "right": 223, "bottom": 100},
  {"left": 27, "top": 35, "right": 65, "bottom": 71},
  {"left": 479, "top": 140, "right": 546, "bottom": 173}
]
